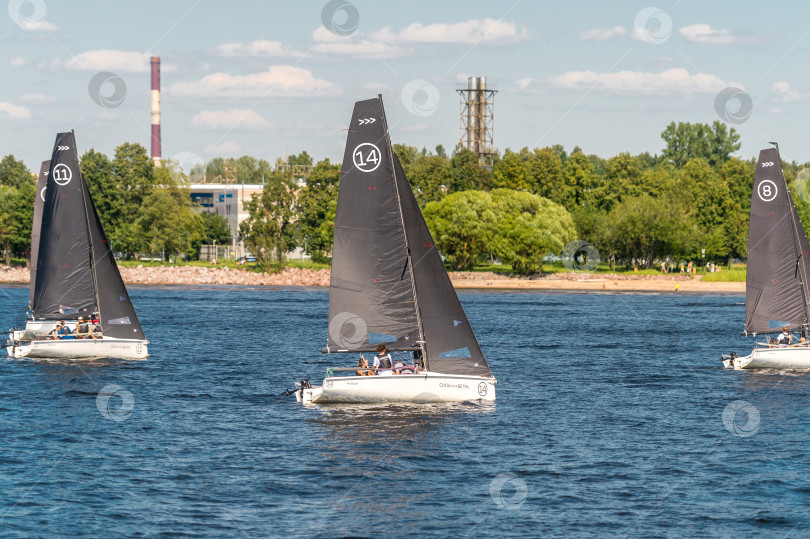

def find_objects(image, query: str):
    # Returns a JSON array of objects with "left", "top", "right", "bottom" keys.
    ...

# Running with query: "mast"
[
  {"left": 777, "top": 142, "right": 810, "bottom": 333},
  {"left": 378, "top": 95, "right": 428, "bottom": 369},
  {"left": 80, "top": 172, "right": 102, "bottom": 322}
]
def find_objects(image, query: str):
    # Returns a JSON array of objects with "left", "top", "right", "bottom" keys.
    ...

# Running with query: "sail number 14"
[{"left": 353, "top": 143, "right": 382, "bottom": 173}]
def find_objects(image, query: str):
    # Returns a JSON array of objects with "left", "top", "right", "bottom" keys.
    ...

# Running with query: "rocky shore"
[{"left": 0, "top": 264, "right": 743, "bottom": 292}]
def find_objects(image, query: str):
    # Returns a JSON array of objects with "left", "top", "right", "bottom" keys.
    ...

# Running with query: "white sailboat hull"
[
  {"left": 295, "top": 372, "right": 496, "bottom": 404},
  {"left": 723, "top": 346, "right": 810, "bottom": 369},
  {"left": 7, "top": 337, "right": 149, "bottom": 360}
]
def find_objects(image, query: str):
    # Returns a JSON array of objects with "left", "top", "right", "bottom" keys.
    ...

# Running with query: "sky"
[{"left": 2, "top": 0, "right": 810, "bottom": 173}]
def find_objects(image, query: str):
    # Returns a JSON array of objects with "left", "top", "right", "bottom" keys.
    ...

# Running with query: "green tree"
[
  {"left": 449, "top": 148, "right": 486, "bottom": 192},
  {"left": 295, "top": 158, "right": 340, "bottom": 263},
  {"left": 0, "top": 186, "right": 18, "bottom": 264},
  {"left": 489, "top": 189, "right": 576, "bottom": 275},
  {"left": 592, "top": 152, "right": 642, "bottom": 212},
  {"left": 288, "top": 151, "right": 313, "bottom": 166},
  {"left": 561, "top": 149, "right": 594, "bottom": 209},
  {"left": 526, "top": 147, "right": 566, "bottom": 204},
  {"left": 490, "top": 149, "right": 529, "bottom": 190},
  {"left": 0, "top": 155, "right": 32, "bottom": 189},
  {"left": 423, "top": 190, "right": 497, "bottom": 270},
  {"left": 661, "top": 121, "right": 741, "bottom": 168},
  {"left": 239, "top": 171, "right": 297, "bottom": 272},
  {"left": 409, "top": 154, "right": 452, "bottom": 204},
  {"left": 137, "top": 181, "right": 202, "bottom": 261}
]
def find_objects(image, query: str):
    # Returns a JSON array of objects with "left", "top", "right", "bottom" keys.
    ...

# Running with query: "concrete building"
[{"left": 189, "top": 183, "right": 263, "bottom": 260}]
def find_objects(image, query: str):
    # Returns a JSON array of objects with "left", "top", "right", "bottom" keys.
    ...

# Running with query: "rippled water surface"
[{"left": 1, "top": 285, "right": 809, "bottom": 536}]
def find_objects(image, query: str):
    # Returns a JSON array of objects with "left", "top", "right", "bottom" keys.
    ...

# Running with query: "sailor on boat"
[{"left": 373, "top": 345, "right": 394, "bottom": 376}]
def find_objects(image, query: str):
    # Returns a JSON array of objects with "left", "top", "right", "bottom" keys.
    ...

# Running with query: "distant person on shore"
[
  {"left": 660, "top": 261, "right": 667, "bottom": 273},
  {"left": 687, "top": 261, "right": 693, "bottom": 274},
  {"left": 777, "top": 326, "right": 793, "bottom": 346},
  {"left": 373, "top": 344, "right": 394, "bottom": 376}
]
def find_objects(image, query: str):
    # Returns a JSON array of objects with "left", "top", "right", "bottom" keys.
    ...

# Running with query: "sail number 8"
[
  {"left": 757, "top": 179, "right": 778, "bottom": 202},
  {"left": 353, "top": 143, "right": 382, "bottom": 173}
]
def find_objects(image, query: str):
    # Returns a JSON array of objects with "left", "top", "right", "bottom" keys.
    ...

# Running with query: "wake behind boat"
[
  {"left": 291, "top": 96, "right": 496, "bottom": 404},
  {"left": 723, "top": 144, "right": 810, "bottom": 369},
  {"left": 5, "top": 131, "right": 149, "bottom": 360}
]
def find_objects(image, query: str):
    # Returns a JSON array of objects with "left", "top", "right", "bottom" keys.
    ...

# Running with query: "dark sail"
[
  {"left": 327, "top": 96, "right": 492, "bottom": 377},
  {"left": 29, "top": 160, "right": 50, "bottom": 309},
  {"left": 327, "top": 97, "right": 419, "bottom": 351},
  {"left": 744, "top": 147, "right": 810, "bottom": 334},
  {"left": 81, "top": 173, "right": 145, "bottom": 339},
  {"left": 32, "top": 133, "right": 96, "bottom": 319},
  {"left": 31, "top": 131, "right": 145, "bottom": 340},
  {"left": 393, "top": 153, "right": 491, "bottom": 376}
]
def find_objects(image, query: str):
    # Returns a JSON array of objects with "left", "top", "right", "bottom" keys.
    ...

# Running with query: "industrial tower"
[{"left": 457, "top": 76, "right": 497, "bottom": 167}]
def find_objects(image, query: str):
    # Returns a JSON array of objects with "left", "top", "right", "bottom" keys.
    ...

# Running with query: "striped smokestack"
[{"left": 150, "top": 56, "right": 161, "bottom": 166}]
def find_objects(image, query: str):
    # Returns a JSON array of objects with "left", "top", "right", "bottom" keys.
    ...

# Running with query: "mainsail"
[
  {"left": 744, "top": 146, "right": 810, "bottom": 334},
  {"left": 327, "top": 96, "right": 492, "bottom": 377},
  {"left": 29, "top": 160, "right": 49, "bottom": 309},
  {"left": 31, "top": 131, "right": 145, "bottom": 340}
]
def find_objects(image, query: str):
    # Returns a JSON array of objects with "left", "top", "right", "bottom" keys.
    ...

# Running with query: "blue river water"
[{"left": 1, "top": 284, "right": 809, "bottom": 537}]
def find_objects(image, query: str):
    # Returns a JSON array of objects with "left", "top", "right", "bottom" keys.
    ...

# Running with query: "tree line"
[{"left": 2, "top": 121, "right": 810, "bottom": 274}]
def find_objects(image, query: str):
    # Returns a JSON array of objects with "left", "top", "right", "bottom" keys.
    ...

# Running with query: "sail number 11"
[{"left": 353, "top": 143, "right": 382, "bottom": 173}]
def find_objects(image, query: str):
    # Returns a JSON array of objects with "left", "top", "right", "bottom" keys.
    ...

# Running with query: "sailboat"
[
  {"left": 5, "top": 131, "right": 149, "bottom": 360},
  {"left": 293, "top": 96, "right": 496, "bottom": 403},
  {"left": 723, "top": 144, "right": 810, "bottom": 369}
]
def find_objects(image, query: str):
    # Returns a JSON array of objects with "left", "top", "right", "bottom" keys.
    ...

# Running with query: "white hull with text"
[
  {"left": 294, "top": 372, "right": 496, "bottom": 404},
  {"left": 722, "top": 346, "right": 810, "bottom": 370},
  {"left": 7, "top": 337, "right": 149, "bottom": 360}
]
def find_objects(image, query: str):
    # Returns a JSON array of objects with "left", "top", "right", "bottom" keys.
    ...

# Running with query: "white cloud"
[
  {"left": 679, "top": 24, "right": 779, "bottom": 45},
  {"left": 383, "top": 18, "right": 528, "bottom": 44},
  {"left": 308, "top": 18, "right": 526, "bottom": 58},
  {"left": 169, "top": 65, "right": 338, "bottom": 98},
  {"left": 549, "top": 68, "right": 735, "bottom": 95},
  {"left": 64, "top": 50, "right": 151, "bottom": 73},
  {"left": 205, "top": 141, "right": 241, "bottom": 155},
  {"left": 311, "top": 39, "right": 406, "bottom": 58},
  {"left": 771, "top": 81, "right": 804, "bottom": 103},
  {"left": 211, "top": 40, "right": 305, "bottom": 58},
  {"left": 10, "top": 57, "right": 26, "bottom": 67},
  {"left": 19, "top": 93, "right": 55, "bottom": 104},
  {"left": 192, "top": 109, "right": 272, "bottom": 130},
  {"left": 515, "top": 77, "right": 544, "bottom": 93},
  {"left": 580, "top": 26, "right": 627, "bottom": 41},
  {"left": 0, "top": 102, "right": 31, "bottom": 119}
]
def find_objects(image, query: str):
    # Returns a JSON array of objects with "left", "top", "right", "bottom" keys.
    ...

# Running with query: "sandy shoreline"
[{"left": 0, "top": 265, "right": 744, "bottom": 293}]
